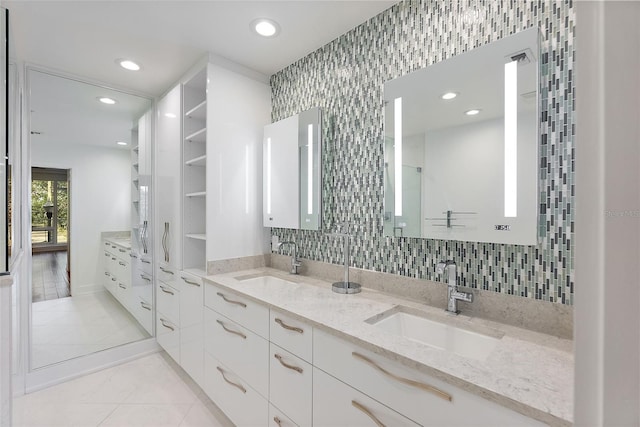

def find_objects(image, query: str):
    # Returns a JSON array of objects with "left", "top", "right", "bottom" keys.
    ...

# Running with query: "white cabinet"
[
  {"left": 269, "top": 309, "right": 313, "bottom": 363},
  {"left": 269, "top": 343, "right": 312, "bottom": 427},
  {"left": 263, "top": 114, "right": 299, "bottom": 228},
  {"left": 178, "top": 271, "right": 204, "bottom": 385}
]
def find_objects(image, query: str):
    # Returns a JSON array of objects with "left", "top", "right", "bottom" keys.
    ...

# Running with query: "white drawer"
[
  {"left": 157, "top": 282, "right": 179, "bottom": 325},
  {"left": 270, "top": 309, "right": 312, "bottom": 363},
  {"left": 204, "top": 307, "right": 269, "bottom": 398},
  {"left": 178, "top": 271, "right": 203, "bottom": 328},
  {"left": 115, "top": 279, "right": 132, "bottom": 309},
  {"left": 102, "top": 250, "right": 113, "bottom": 274},
  {"left": 181, "top": 321, "right": 204, "bottom": 387},
  {"left": 269, "top": 404, "right": 297, "bottom": 427},
  {"left": 158, "top": 262, "right": 177, "bottom": 285},
  {"left": 269, "top": 344, "right": 312, "bottom": 427},
  {"left": 204, "top": 281, "right": 269, "bottom": 338},
  {"left": 113, "top": 245, "right": 129, "bottom": 258},
  {"left": 103, "top": 271, "right": 117, "bottom": 295},
  {"left": 114, "top": 258, "right": 131, "bottom": 286},
  {"left": 313, "top": 367, "right": 419, "bottom": 427},
  {"left": 139, "top": 254, "right": 153, "bottom": 274},
  {"left": 314, "top": 329, "right": 543, "bottom": 426},
  {"left": 133, "top": 296, "right": 153, "bottom": 335},
  {"left": 157, "top": 314, "right": 180, "bottom": 363},
  {"left": 204, "top": 352, "right": 268, "bottom": 427}
]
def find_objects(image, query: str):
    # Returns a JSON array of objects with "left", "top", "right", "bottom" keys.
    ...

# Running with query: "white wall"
[
  {"left": 574, "top": 1, "right": 640, "bottom": 425},
  {"left": 31, "top": 141, "right": 131, "bottom": 295}
]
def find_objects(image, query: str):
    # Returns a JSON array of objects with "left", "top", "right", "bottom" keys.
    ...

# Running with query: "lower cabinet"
[
  {"left": 269, "top": 343, "right": 312, "bottom": 427},
  {"left": 178, "top": 271, "right": 204, "bottom": 385}
]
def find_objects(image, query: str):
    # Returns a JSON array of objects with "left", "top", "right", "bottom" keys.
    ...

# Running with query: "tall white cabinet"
[{"left": 154, "top": 57, "right": 270, "bottom": 390}]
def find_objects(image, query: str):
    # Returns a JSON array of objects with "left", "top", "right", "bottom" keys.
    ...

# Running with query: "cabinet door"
[
  {"left": 156, "top": 85, "right": 182, "bottom": 269},
  {"left": 263, "top": 115, "right": 299, "bottom": 228},
  {"left": 178, "top": 271, "right": 204, "bottom": 386}
]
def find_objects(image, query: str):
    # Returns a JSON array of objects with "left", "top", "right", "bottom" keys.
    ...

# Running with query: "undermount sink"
[
  {"left": 368, "top": 310, "right": 501, "bottom": 361},
  {"left": 235, "top": 273, "right": 296, "bottom": 287}
]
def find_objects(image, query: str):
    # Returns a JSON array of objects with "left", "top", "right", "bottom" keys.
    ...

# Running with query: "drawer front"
[
  {"left": 204, "top": 307, "right": 269, "bottom": 397},
  {"left": 204, "top": 352, "right": 268, "bottom": 427},
  {"left": 103, "top": 251, "right": 113, "bottom": 273},
  {"left": 156, "top": 281, "right": 180, "bottom": 325},
  {"left": 269, "top": 404, "right": 297, "bottom": 427},
  {"left": 133, "top": 296, "right": 153, "bottom": 335},
  {"left": 178, "top": 271, "right": 204, "bottom": 328},
  {"left": 158, "top": 262, "right": 177, "bottom": 285},
  {"left": 114, "top": 258, "right": 131, "bottom": 286},
  {"left": 314, "top": 329, "right": 543, "bottom": 426},
  {"left": 270, "top": 309, "right": 312, "bottom": 363},
  {"left": 313, "top": 367, "right": 419, "bottom": 427},
  {"left": 157, "top": 314, "right": 180, "bottom": 363},
  {"left": 103, "top": 271, "right": 117, "bottom": 295},
  {"left": 269, "top": 344, "right": 312, "bottom": 427},
  {"left": 139, "top": 254, "right": 153, "bottom": 275},
  {"left": 115, "top": 280, "right": 132, "bottom": 309},
  {"left": 204, "top": 281, "right": 269, "bottom": 338}
]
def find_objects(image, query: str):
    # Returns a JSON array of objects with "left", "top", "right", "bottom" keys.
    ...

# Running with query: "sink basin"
[
  {"left": 369, "top": 310, "right": 500, "bottom": 361},
  {"left": 235, "top": 273, "right": 296, "bottom": 286}
]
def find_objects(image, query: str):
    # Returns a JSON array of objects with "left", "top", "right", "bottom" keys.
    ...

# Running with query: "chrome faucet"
[
  {"left": 278, "top": 241, "right": 302, "bottom": 274},
  {"left": 436, "top": 260, "right": 473, "bottom": 314}
]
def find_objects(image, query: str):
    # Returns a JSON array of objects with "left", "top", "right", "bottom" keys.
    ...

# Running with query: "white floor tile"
[
  {"left": 13, "top": 401, "right": 117, "bottom": 427},
  {"left": 98, "top": 404, "right": 191, "bottom": 427},
  {"left": 179, "top": 402, "right": 231, "bottom": 427}
]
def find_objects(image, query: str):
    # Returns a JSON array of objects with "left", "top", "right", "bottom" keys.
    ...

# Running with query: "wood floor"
[{"left": 32, "top": 251, "right": 70, "bottom": 302}]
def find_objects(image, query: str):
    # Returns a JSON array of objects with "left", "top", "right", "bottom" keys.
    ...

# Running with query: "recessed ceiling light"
[
  {"left": 465, "top": 109, "right": 481, "bottom": 116},
  {"left": 441, "top": 92, "right": 458, "bottom": 100},
  {"left": 99, "top": 97, "right": 116, "bottom": 105},
  {"left": 164, "top": 113, "right": 177, "bottom": 119},
  {"left": 118, "top": 59, "right": 141, "bottom": 71},
  {"left": 252, "top": 18, "right": 280, "bottom": 37},
  {"left": 116, "top": 141, "right": 127, "bottom": 146}
]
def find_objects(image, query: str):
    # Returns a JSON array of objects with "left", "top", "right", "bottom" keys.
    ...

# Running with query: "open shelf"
[
  {"left": 185, "top": 233, "right": 206, "bottom": 241},
  {"left": 185, "top": 127, "right": 206, "bottom": 143},
  {"left": 185, "top": 191, "right": 206, "bottom": 198},
  {"left": 185, "top": 100, "right": 207, "bottom": 120},
  {"left": 185, "top": 154, "right": 206, "bottom": 167}
]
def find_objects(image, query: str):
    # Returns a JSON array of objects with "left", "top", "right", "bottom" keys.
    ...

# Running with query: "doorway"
[{"left": 30, "top": 167, "right": 70, "bottom": 302}]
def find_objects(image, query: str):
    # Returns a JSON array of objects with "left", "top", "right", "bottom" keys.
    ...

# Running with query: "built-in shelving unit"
[{"left": 182, "top": 66, "right": 208, "bottom": 275}]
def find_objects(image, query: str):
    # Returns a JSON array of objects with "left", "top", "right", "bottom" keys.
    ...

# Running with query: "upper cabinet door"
[
  {"left": 156, "top": 84, "right": 182, "bottom": 267},
  {"left": 263, "top": 115, "right": 299, "bottom": 229}
]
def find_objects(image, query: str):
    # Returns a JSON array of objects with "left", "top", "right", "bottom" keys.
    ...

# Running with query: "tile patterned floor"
[
  {"left": 32, "top": 292, "right": 150, "bottom": 369},
  {"left": 32, "top": 251, "right": 70, "bottom": 302},
  {"left": 13, "top": 353, "right": 233, "bottom": 427}
]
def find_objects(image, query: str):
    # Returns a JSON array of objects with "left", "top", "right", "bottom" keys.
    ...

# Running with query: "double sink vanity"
[{"left": 196, "top": 266, "right": 573, "bottom": 427}]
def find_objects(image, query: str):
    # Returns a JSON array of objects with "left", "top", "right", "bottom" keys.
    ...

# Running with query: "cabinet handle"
[
  {"left": 130, "top": 253, "right": 138, "bottom": 259},
  {"left": 216, "top": 366, "right": 246, "bottom": 394},
  {"left": 140, "top": 274, "right": 151, "bottom": 282},
  {"left": 216, "top": 319, "right": 246, "bottom": 339},
  {"left": 159, "top": 285, "right": 175, "bottom": 295},
  {"left": 273, "top": 416, "right": 282, "bottom": 427},
  {"left": 118, "top": 248, "right": 126, "bottom": 253},
  {"left": 140, "top": 301, "right": 152, "bottom": 311},
  {"left": 104, "top": 272, "right": 110, "bottom": 276},
  {"left": 181, "top": 276, "right": 201, "bottom": 287},
  {"left": 160, "top": 266, "right": 174, "bottom": 275},
  {"left": 351, "top": 352, "right": 452, "bottom": 402},
  {"left": 111, "top": 245, "right": 117, "bottom": 249},
  {"left": 274, "top": 354, "right": 303, "bottom": 374},
  {"left": 141, "top": 258, "right": 151, "bottom": 264},
  {"left": 216, "top": 292, "right": 246, "bottom": 307},
  {"left": 119, "top": 261, "right": 126, "bottom": 266},
  {"left": 274, "top": 318, "right": 303, "bottom": 334},
  {"left": 111, "top": 277, "right": 117, "bottom": 282},
  {"left": 163, "top": 222, "right": 170, "bottom": 263},
  {"left": 118, "top": 283, "right": 127, "bottom": 289},
  {"left": 111, "top": 257, "right": 116, "bottom": 261},
  {"left": 351, "top": 400, "right": 386, "bottom": 427},
  {"left": 104, "top": 252, "right": 110, "bottom": 256},
  {"left": 160, "top": 318, "right": 175, "bottom": 331},
  {"left": 104, "top": 242, "right": 109, "bottom": 246}
]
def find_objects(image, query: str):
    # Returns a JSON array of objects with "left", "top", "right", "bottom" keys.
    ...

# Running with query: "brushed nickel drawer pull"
[
  {"left": 273, "top": 416, "right": 282, "bottom": 426},
  {"left": 141, "top": 258, "right": 151, "bottom": 264},
  {"left": 141, "top": 274, "right": 151, "bottom": 282},
  {"left": 159, "top": 285, "right": 175, "bottom": 295},
  {"left": 111, "top": 277, "right": 117, "bottom": 282},
  {"left": 118, "top": 283, "right": 126, "bottom": 289},
  {"left": 160, "top": 266, "right": 174, "bottom": 275},
  {"left": 274, "top": 354, "right": 303, "bottom": 374},
  {"left": 111, "top": 257, "right": 116, "bottom": 261},
  {"left": 352, "top": 400, "right": 386, "bottom": 427},
  {"left": 140, "top": 301, "right": 152, "bottom": 311},
  {"left": 275, "top": 318, "right": 303, "bottom": 334},
  {"left": 216, "top": 366, "right": 246, "bottom": 394},
  {"left": 216, "top": 292, "right": 247, "bottom": 307},
  {"left": 118, "top": 248, "right": 126, "bottom": 253},
  {"left": 130, "top": 253, "right": 138, "bottom": 258},
  {"left": 160, "top": 318, "right": 174, "bottom": 331},
  {"left": 119, "top": 261, "right": 126, "bottom": 266},
  {"left": 351, "top": 352, "right": 452, "bottom": 402},
  {"left": 104, "top": 272, "right": 110, "bottom": 276},
  {"left": 216, "top": 319, "right": 246, "bottom": 339},
  {"left": 181, "top": 276, "right": 201, "bottom": 287}
]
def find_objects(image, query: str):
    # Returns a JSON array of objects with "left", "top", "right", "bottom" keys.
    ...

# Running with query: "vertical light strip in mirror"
[
  {"left": 266, "top": 137, "right": 272, "bottom": 214},
  {"left": 504, "top": 60, "right": 518, "bottom": 217},
  {"left": 245, "top": 145, "right": 250, "bottom": 214},
  {"left": 307, "top": 124, "right": 313, "bottom": 215},
  {"left": 394, "top": 97, "right": 403, "bottom": 217}
]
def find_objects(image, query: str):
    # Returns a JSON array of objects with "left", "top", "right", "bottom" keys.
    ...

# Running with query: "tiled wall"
[{"left": 270, "top": 0, "right": 575, "bottom": 305}]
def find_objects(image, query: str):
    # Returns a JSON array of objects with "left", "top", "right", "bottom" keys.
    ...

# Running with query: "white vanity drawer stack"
[
  {"left": 204, "top": 281, "right": 270, "bottom": 425},
  {"left": 314, "top": 329, "right": 544, "bottom": 427},
  {"left": 156, "top": 280, "right": 180, "bottom": 363}
]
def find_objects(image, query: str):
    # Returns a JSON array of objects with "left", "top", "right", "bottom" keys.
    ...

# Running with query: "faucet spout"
[
  {"left": 278, "top": 241, "right": 301, "bottom": 275},
  {"left": 436, "top": 260, "right": 473, "bottom": 314}
]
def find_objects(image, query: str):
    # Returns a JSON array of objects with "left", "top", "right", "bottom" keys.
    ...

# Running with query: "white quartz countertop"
[{"left": 204, "top": 268, "right": 573, "bottom": 426}]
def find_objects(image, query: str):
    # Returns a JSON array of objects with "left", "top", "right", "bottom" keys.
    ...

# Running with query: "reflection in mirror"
[
  {"left": 0, "top": 7, "right": 7, "bottom": 273},
  {"left": 299, "top": 107, "right": 322, "bottom": 230},
  {"left": 384, "top": 28, "right": 539, "bottom": 245},
  {"left": 28, "top": 69, "right": 153, "bottom": 369}
]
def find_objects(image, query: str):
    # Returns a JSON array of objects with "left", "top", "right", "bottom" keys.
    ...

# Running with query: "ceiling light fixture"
[
  {"left": 252, "top": 18, "right": 280, "bottom": 37},
  {"left": 441, "top": 92, "right": 458, "bottom": 100},
  {"left": 98, "top": 97, "right": 117, "bottom": 105},
  {"left": 465, "top": 109, "right": 481, "bottom": 116},
  {"left": 116, "top": 141, "right": 127, "bottom": 146},
  {"left": 118, "top": 59, "right": 141, "bottom": 71}
]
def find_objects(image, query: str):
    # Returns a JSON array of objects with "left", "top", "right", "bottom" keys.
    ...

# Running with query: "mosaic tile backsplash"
[{"left": 270, "top": 0, "right": 575, "bottom": 305}]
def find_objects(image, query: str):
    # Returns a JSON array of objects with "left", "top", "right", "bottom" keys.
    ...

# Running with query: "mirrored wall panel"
[{"left": 384, "top": 28, "right": 539, "bottom": 245}]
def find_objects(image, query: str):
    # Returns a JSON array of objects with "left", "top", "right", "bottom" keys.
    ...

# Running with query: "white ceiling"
[{"left": 7, "top": 1, "right": 398, "bottom": 96}]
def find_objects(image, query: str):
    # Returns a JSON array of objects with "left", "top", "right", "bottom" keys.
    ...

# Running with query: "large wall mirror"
[
  {"left": 28, "top": 69, "right": 153, "bottom": 369},
  {"left": 384, "top": 27, "right": 539, "bottom": 245}
]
